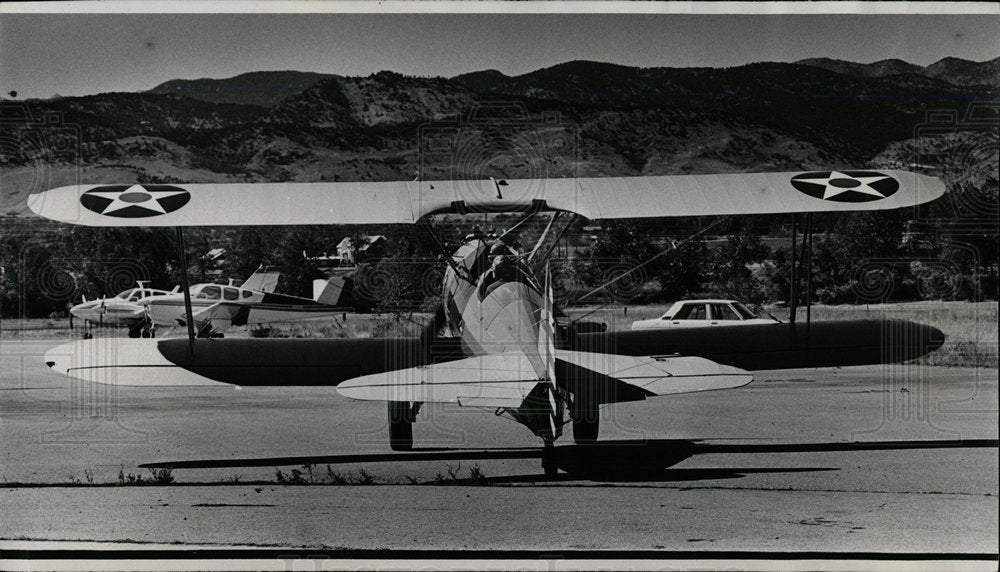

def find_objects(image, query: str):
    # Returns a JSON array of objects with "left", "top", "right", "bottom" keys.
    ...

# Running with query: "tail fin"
[
  {"left": 242, "top": 266, "right": 281, "bottom": 293},
  {"left": 313, "top": 275, "right": 350, "bottom": 306}
]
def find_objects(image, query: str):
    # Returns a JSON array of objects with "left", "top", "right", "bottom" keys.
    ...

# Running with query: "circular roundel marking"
[
  {"left": 80, "top": 184, "right": 191, "bottom": 218},
  {"left": 790, "top": 171, "right": 899, "bottom": 203}
]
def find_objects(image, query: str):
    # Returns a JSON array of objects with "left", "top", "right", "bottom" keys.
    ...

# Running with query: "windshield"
[
  {"left": 193, "top": 285, "right": 222, "bottom": 300},
  {"left": 115, "top": 288, "right": 136, "bottom": 300},
  {"left": 732, "top": 302, "right": 757, "bottom": 319}
]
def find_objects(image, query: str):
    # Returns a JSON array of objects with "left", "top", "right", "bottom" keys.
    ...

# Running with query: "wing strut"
[
  {"left": 174, "top": 228, "right": 196, "bottom": 356},
  {"left": 802, "top": 213, "right": 813, "bottom": 336},
  {"left": 788, "top": 214, "right": 814, "bottom": 335}
]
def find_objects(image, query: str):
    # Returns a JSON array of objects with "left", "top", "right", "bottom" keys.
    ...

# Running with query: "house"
[{"left": 337, "top": 235, "right": 387, "bottom": 265}]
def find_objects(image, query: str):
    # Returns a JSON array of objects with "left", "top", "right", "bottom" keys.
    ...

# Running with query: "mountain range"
[{"left": 1, "top": 57, "right": 996, "bottom": 217}]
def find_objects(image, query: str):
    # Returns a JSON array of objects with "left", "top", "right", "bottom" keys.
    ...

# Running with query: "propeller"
[{"left": 538, "top": 263, "right": 562, "bottom": 442}]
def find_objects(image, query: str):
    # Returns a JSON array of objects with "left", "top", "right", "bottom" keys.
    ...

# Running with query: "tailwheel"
[{"left": 388, "top": 401, "right": 416, "bottom": 451}]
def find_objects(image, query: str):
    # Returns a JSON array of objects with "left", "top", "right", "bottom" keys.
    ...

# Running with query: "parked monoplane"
[
  {"left": 69, "top": 281, "right": 178, "bottom": 337},
  {"left": 145, "top": 267, "right": 352, "bottom": 337}
]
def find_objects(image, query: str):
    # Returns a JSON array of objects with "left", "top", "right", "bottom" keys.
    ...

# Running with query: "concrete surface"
[{"left": 1, "top": 338, "right": 997, "bottom": 554}]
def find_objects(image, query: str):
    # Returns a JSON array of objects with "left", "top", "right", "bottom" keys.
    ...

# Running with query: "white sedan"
[{"left": 631, "top": 299, "right": 779, "bottom": 330}]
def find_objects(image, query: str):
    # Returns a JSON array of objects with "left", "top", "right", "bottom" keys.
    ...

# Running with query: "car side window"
[
  {"left": 711, "top": 303, "right": 740, "bottom": 320},
  {"left": 223, "top": 287, "right": 239, "bottom": 301},
  {"left": 675, "top": 304, "right": 707, "bottom": 320}
]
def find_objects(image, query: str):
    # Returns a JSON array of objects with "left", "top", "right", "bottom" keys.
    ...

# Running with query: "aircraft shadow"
[
  {"left": 480, "top": 466, "right": 837, "bottom": 484},
  {"left": 140, "top": 438, "right": 997, "bottom": 482}
]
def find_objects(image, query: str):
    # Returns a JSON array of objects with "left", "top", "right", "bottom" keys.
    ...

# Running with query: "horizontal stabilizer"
[
  {"left": 557, "top": 350, "right": 752, "bottom": 399},
  {"left": 338, "top": 350, "right": 752, "bottom": 406},
  {"left": 338, "top": 353, "right": 541, "bottom": 406}
]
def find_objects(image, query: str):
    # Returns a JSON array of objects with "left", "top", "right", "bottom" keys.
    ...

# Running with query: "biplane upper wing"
[
  {"left": 336, "top": 350, "right": 751, "bottom": 407},
  {"left": 27, "top": 170, "right": 945, "bottom": 227}
]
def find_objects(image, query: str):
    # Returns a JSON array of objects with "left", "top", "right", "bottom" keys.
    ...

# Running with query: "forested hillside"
[{"left": 2, "top": 57, "right": 997, "bottom": 317}]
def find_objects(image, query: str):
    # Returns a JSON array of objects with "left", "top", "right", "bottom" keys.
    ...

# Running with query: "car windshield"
[{"left": 731, "top": 302, "right": 758, "bottom": 319}]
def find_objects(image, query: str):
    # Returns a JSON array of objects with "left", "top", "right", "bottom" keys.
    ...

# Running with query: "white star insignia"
[
  {"left": 794, "top": 171, "right": 892, "bottom": 200},
  {"left": 85, "top": 185, "right": 188, "bottom": 215}
]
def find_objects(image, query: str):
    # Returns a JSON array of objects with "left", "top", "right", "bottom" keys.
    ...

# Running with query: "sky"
[{"left": 1, "top": 10, "right": 998, "bottom": 99}]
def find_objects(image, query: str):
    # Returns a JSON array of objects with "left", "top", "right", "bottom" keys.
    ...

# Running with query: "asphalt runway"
[{"left": 1, "top": 338, "right": 997, "bottom": 555}]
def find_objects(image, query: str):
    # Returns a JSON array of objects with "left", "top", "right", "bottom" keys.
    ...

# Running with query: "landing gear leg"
[{"left": 541, "top": 439, "right": 558, "bottom": 478}]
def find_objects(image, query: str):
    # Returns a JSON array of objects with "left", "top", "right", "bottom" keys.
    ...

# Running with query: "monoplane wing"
[
  {"left": 27, "top": 170, "right": 944, "bottom": 227},
  {"left": 337, "top": 350, "right": 751, "bottom": 407},
  {"left": 188, "top": 302, "right": 250, "bottom": 332}
]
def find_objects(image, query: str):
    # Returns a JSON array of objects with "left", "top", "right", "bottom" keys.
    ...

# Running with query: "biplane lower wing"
[
  {"left": 43, "top": 337, "right": 429, "bottom": 387},
  {"left": 42, "top": 320, "right": 939, "bottom": 389},
  {"left": 27, "top": 170, "right": 945, "bottom": 227}
]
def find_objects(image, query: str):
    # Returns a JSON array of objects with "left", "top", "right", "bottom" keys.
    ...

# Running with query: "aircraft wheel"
[
  {"left": 128, "top": 325, "right": 142, "bottom": 338},
  {"left": 572, "top": 415, "right": 599, "bottom": 444},
  {"left": 571, "top": 400, "right": 600, "bottom": 444},
  {"left": 541, "top": 442, "right": 558, "bottom": 477},
  {"left": 387, "top": 401, "right": 413, "bottom": 451}
]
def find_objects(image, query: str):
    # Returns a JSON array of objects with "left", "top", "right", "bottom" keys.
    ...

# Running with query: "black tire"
[
  {"left": 572, "top": 415, "right": 599, "bottom": 444},
  {"left": 541, "top": 444, "right": 558, "bottom": 478},
  {"left": 388, "top": 401, "right": 413, "bottom": 451},
  {"left": 571, "top": 399, "right": 600, "bottom": 444}
]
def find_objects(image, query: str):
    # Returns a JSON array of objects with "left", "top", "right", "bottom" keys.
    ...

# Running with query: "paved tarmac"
[{"left": 1, "top": 338, "right": 997, "bottom": 555}]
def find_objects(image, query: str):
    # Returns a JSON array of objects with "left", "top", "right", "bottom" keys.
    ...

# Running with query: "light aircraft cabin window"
[
  {"left": 196, "top": 285, "right": 222, "bottom": 300},
  {"left": 223, "top": 287, "right": 239, "bottom": 301},
  {"left": 711, "top": 303, "right": 740, "bottom": 320},
  {"left": 674, "top": 304, "right": 707, "bottom": 320},
  {"left": 116, "top": 290, "right": 133, "bottom": 300},
  {"left": 242, "top": 290, "right": 252, "bottom": 299}
]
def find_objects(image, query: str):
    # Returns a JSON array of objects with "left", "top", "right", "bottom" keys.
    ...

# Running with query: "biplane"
[{"left": 30, "top": 171, "right": 947, "bottom": 475}]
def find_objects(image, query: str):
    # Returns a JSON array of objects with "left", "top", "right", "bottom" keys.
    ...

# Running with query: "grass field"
[{"left": 3, "top": 301, "right": 996, "bottom": 367}]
